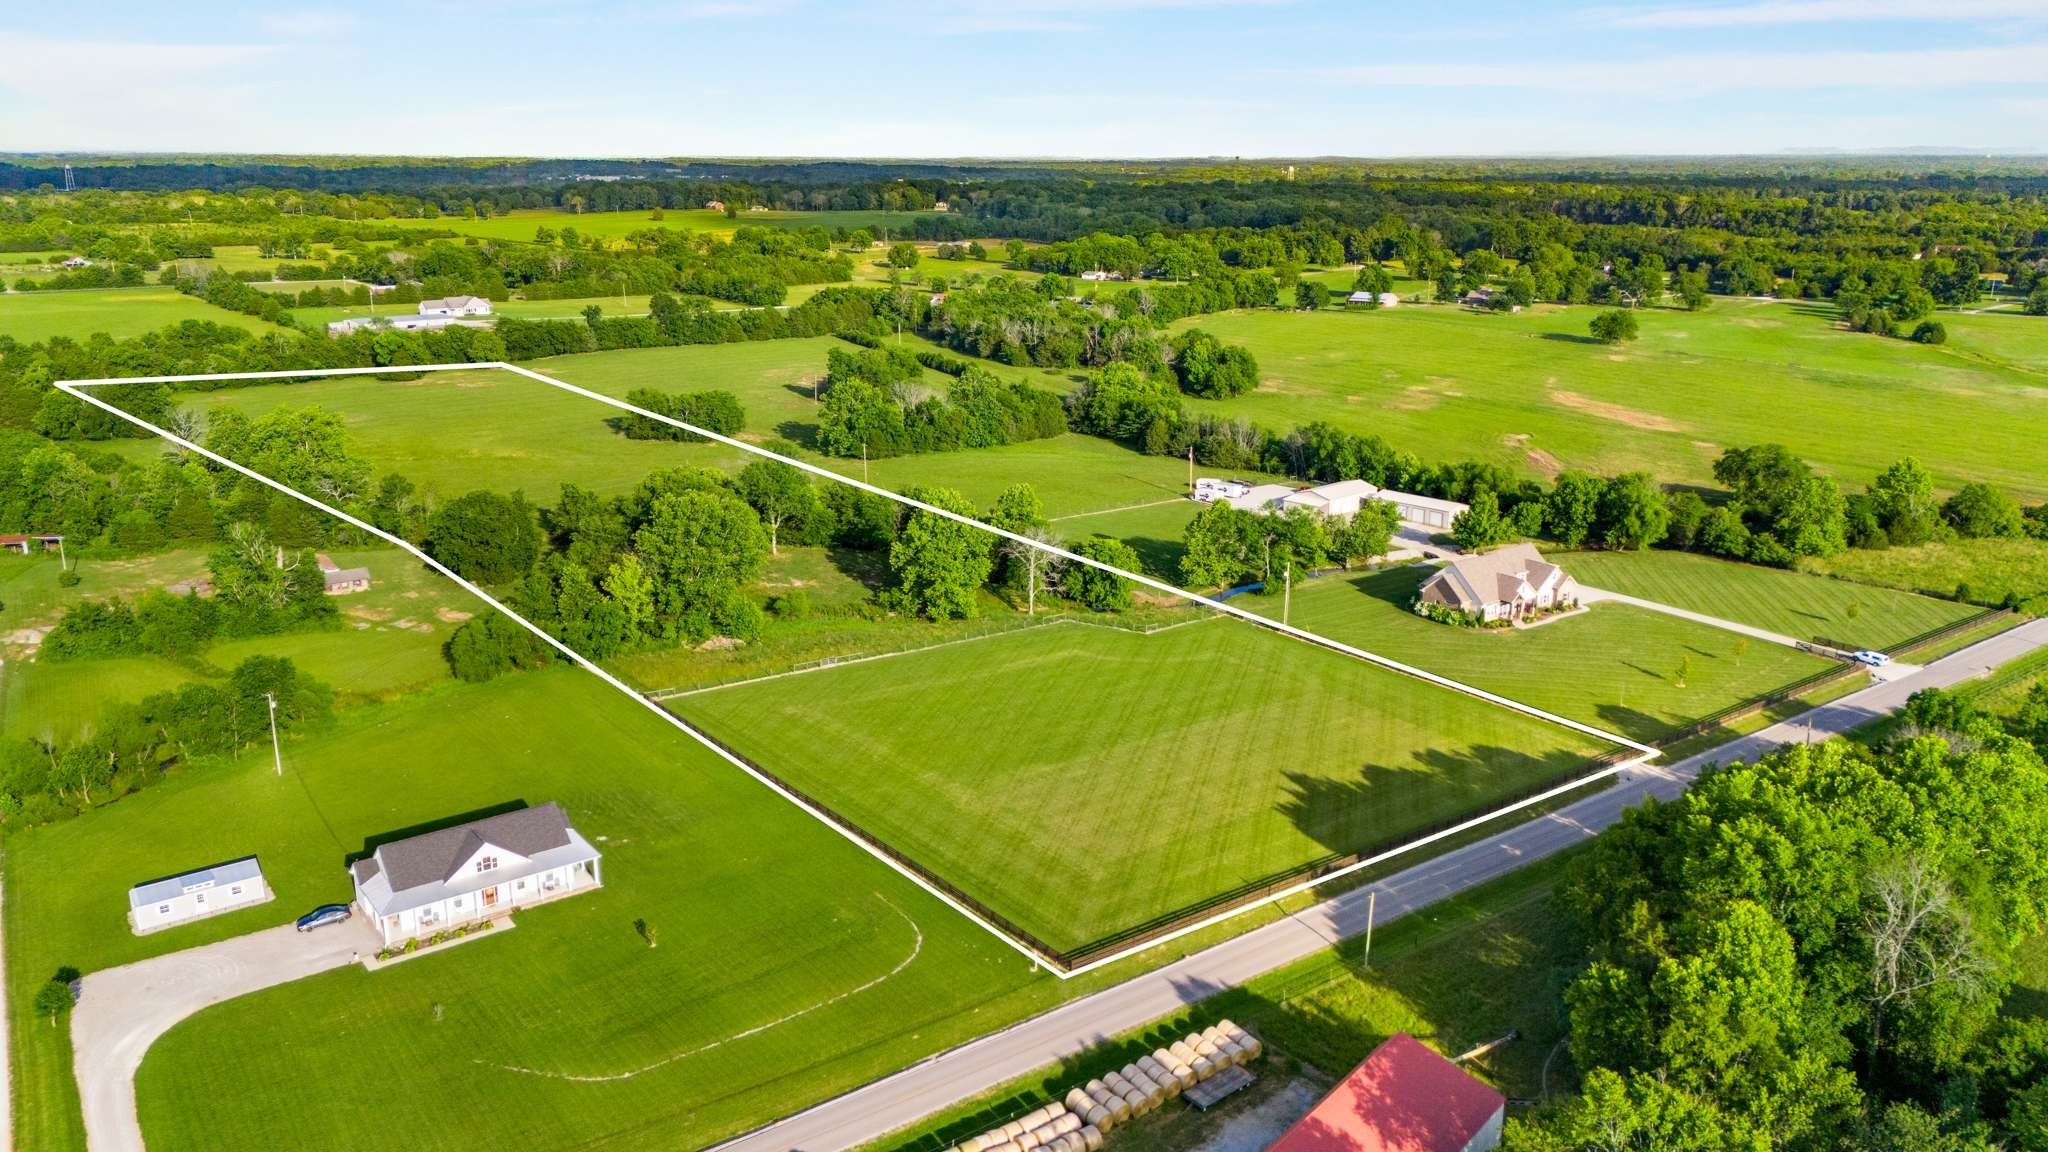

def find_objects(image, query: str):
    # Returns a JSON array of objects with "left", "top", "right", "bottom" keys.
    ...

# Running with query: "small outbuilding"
[
  {"left": 315, "top": 553, "right": 371, "bottom": 595},
  {"left": 128, "top": 856, "right": 271, "bottom": 935},
  {"left": 1267, "top": 1033, "right": 1504, "bottom": 1152},
  {"left": 1347, "top": 291, "right": 1401, "bottom": 307}
]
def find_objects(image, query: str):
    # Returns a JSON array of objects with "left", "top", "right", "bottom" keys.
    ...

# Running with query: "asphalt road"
[
  {"left": 72, "top": 915, "right": 378, "bottom": 1152},
  {"left": 710, "top": 616, "right": 2048, "bottom": 1152}
]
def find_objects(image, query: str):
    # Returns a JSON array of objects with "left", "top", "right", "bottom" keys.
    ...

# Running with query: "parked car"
[
  {"left": 295, "top": 904, "right": 352, "bottom": 932},
  {"left": 1852, "top": 650, "right": 1892, "bottom": 668}
]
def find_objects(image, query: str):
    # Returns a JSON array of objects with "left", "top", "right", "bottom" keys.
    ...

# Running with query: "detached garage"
[{"left": 128, "top": 856, "right": 272, "bottom": 935}]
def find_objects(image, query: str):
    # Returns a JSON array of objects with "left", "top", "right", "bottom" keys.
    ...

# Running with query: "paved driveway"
[
  {"left": 1576, "top": 585, "right": 1812, "bottom": 649},
  {"left": 72, "top": 915, "right": 378, "bottom": 1152},
  {"left": 709, "top": 618, "right": 2048, "bottom": 1152}
]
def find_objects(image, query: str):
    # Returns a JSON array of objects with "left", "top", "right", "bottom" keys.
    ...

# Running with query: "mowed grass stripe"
[
  {"left": 1239, "top": 567, "right": 1835, "bottom": 744},
  {"left": 1554, "top": 549, "right": 1978, "bottom": 650},
  {"left": 673, "top": 617, "right": 1611, "bottom": 952}
]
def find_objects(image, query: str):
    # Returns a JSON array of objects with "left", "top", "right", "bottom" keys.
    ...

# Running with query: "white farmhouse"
[
  {"left": 351, "top": 803, "right": 602, "bottom": 948},
  {"left": 418, "top": 295, "right": 493, "bottom": 319},
  {"left": 128, "top": 856, "right": 271, "bottom": 934}
]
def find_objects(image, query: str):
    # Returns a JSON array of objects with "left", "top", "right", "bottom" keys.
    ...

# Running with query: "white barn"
[
  {"left": 418, "top": 295, "right": 493, "bottom": 318},
  {"left": 128, "top": 856, "right": 271, "bottom": 934},
  {"left": 351, "top": 803, "right": 602, "bottom": 948}
]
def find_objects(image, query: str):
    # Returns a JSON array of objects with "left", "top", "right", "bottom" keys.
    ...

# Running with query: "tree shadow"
[
  {"left": 1121, "top": 536, "right": 1186, "bottom": 580},
  {"left": 1594, "top": 702, "right": 1669, "bottom": 744},
  {"left": 1275, "top": 743, "right": 1599, "bottom": 861},
  {"left": 773, "top": 419, "right": 821, "bottom": 450},
  {"left": 782, "top": 382, "right": 824, "bottom": 403},
  {"left": 1351, "top": 567, "right": 1428, "bottom": 608},
  {"left": 347, "top": 799, "right": 529, "bottom": 866},
  {"left": 1538, "top": 332, "right": 1603, "bottom": 345},
  {"left": 826, "top": 544, "right": 891, "bottom": 591}
]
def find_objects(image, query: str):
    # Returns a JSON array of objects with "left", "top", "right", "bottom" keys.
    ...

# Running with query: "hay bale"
[
  {"left": 1026, "top": 1107, "right": 1054, "bottom": 1129},
  {"left": 1052, "top": 1114, "right": 1082, "bottom": 1138},
  {"left": 1079, "top": 1126, "right": 1104, "bottom": 1152},
  {"left": 985, "top": 1143, "right": 1018, "bottom": 1152},
  {"left": 1122, "top": 1090, "right": 1150, "bottom": 1117},
  {"left": 1002, "top": 1121, "right": 1028, "bottom": 1141},
  {"left": 1064, "top": 1089, "right": 1093, "bottom": 1116},
  {"left": 1191, "top": 1054, "right": 1217, "bottom": 1081},
  {"left": 956, "top": 1135, "right": 989, "bottom": 1152},
  {"left": 1103, "top": 1071, "right": 1134, "bottom": 1095},
  {"left": 1105, "top": 1095, "right": 1131, "bottom": 1124},
  {"left": 1014, "top": 1129, "right": 1041, "bottom": 1150},
  {"left": 1084, "top": 1106, "right": 1112, "bottom": 1134},
  {"left": 1167, "top": 1063, "right": 1196, "bottom": 1090},
  {"left": 1029, "top": 1123, "right": 1059, "bottom": 1146}
]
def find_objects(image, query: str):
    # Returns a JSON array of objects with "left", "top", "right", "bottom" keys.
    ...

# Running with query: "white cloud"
[
  {"left": 256, "top": 9, "right": 359, "bottom": 39},
  {"left": 0, "top": 32, "right": 274, "bottom": 81},
  {"left": 1320, "top": 42, "right": 2048, "bottom": 95},
  {"left": 1607, "top": 0, "right": 2048, "bottom": 28}
]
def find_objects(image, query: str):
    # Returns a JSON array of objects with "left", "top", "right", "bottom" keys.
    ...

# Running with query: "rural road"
[
  {"left": 71, "top": 916, "right": 379, "bottom": 1152},
  {"left": 708, "top": 616, "right": 2048, "bottom": 1152}
]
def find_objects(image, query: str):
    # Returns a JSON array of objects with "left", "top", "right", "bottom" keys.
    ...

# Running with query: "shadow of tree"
[
  {"left": 1275, "top": 743, "right": 1598, "bottom": 861},
  {"left": 773, "top": 419, "right": 821, "bottom": 450},
  {"left": 1121, "top": 536, "right": 1186, "bottom": 580},
  {"left": 1594, "top": 702, "right": 1669, "bottom": 743},
  {"left": 1538, "top": 332, "right": 1605, "bottom": 345},
  {"left": 1352, "top": 567, "right": 1429, "bottom": 607}
]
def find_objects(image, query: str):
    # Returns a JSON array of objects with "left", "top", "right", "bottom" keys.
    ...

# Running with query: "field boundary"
[{"left": 58, "top": 362, "right": 1653, "bottom": 977}]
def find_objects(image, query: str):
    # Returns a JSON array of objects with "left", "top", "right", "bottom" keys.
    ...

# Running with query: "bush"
[
  {"left": 773, "top": 588, "right": 811, "bottom": 619},
  {"left": 611, "top": 388, "right": 746, "bottom": 442},
  {"left": 1910, "top": 319, "right": 1947, "bottom": 344},
  {"left": 427, "top": 491, "right": 542, "bottom": 584},
  {"left": 444, "top": 611, "right": 555, "bottom": 682},
  {"left": 56, "top": 569, "right": 81, "bottom": 588},
  {"left": 1589, "top": 309, "right": 1639, "bottom": 344},
  {"left": 1064, "top": 536, "right": 1140, "bottom": 612}
]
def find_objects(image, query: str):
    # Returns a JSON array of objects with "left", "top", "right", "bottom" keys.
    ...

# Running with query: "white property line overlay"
[{"left": 60, "top": 362, "right": 1656, "bottom": 978}]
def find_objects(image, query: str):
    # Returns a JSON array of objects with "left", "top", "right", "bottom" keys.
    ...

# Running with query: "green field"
[
  {"left": 1802, "top": 537, "right": 2048, "bottom": 613},
  {"left": 0, "top": 550, "right": 209, "bottom": 640},
  {"left": 674, "top": 617, "right": 1613, "bottom": 952},
  {"left": 1176, "top": 299, "right": 2048, "bottom": 499},
  {"left": 7, "top": 668, "right": 1062, "bottom": 1152},
  {"left": 1555, "top": 548, "right": 1980, "bottom": 649},
  {"left": 290, "top": 294, "right": 664, "bottom": 327},
  {"left": 1237, "top": 566, "right": 1834, "bottom": 744},
  {"left": 0, "top": 287, "right": 291, "bottom": 343},
  {"left": 0, "top": 656, "right": 199, "bottom": 743},
  {"left": 375, "top": 208, "right": 946, "bottom": 245}
]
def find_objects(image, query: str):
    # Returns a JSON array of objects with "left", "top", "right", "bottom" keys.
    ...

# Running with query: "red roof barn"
[{"left": 1267, "top": 1034, "right": 1504, "bottom": 1152}]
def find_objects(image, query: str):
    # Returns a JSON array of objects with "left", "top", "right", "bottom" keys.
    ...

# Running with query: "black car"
[{"left": 295, "top": 903, "right": 353, "bottom": 932}]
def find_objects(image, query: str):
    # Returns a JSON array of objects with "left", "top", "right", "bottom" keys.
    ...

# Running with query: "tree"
[
  {"left": 1943, "top": 482, "right": 2024, "bottom": 539},
  {"left": 1597, "top": 472, "right": 1670, "bottom": 550},
  {"left": 1169, "top": 329, "right": 1260, "bottom": 399},
  {"left": 1351, "top": 263, "right": 1392, "bottom": 300},
  {"left": 1332, "top": 501, "right": 1401, "bottom": 568},
  {"left": 1590, "top": 308, "right": 1639, "bottom": 344},
  {"left": 734, "top": 459, "right": 815, "bottom": 555},
  {"left": 2026, "top": 281, "right": 2048, "bottom": 316},
  {"left": 1863, "top": 856, "right": 1993, "bottom": 1062},
  {"left": 1064, "top": 535, "right": 1139, "bottom": 612},
  {"left": 1676, "top": 267, "right": 1711, "bottom": 310},
  {"left": 427, "top": 491, "right": 541, "bottom": 584},
  {"left": 1870, "top": 457, "right": 1942, "bottom": 546},
  {"left": 1450, "top": 490, "right": 1512, "bottom": 552},
  {"left": 886, "top": 241, "right": 920, "bottom": 269},
  {"left": 1180, "top": 501, "right": 1261, "bottom": 589},
  {"left": 1001, "top": 526, "right": 1062, "bottom": 615},
  {"left": 889, "top": 486, "right": 993, "bottom": 620},
  {"left": 1544, "top": 471, "right": 1605, "bottom": 549},
  {"left": 1912, "top": 320, "right": 1948, "bottom": 345},
  {"left": 445, "top": 611, "right": 554, "bottom": 683},
  {"left": 633, "top": 489, "right": 769, "bottom": 636},
  {"left": 1294, "top": 280, "right": 1322, "bottom": 310},
  {"left": 33, "top": 980, "right": 72, "bottom": 1029}
]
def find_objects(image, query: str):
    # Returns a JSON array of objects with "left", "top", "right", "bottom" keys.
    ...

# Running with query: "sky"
[{"left": 3, "top": 0, "right": 2047, "bottom": 157}]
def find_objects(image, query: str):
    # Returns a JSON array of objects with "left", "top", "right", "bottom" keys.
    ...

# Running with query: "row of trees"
[{"left": 813, "top": 345, "right": 1066, "bottom": 459}]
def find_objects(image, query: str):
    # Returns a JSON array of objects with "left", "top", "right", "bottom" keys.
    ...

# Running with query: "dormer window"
[{"left": 475, "top": 856, "right": 498, "bottom": 873}]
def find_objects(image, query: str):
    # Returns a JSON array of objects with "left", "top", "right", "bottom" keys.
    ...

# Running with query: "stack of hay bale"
[{"left": 948, "top": 1021, "right": 1262, "bottom": 1152}]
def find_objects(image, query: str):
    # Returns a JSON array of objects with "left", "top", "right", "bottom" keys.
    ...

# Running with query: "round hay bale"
[
  {"left": 1169, "top": 1040, "right": 1200, "bottom": 1065},
  {"left": 1080, "top": 1126, "right": 1104, "bottom": 1152},
  {"left": 1106, "top": 1095, "right": 1131, "bottom": 1124},
  {"left": 1191, "top": 1054, "right": 1217, "bottom": 1081},
  {"left": 957, "top": 1135, "right": 989, "bottom": 1152},
  {"left": 986, "top": 1142, "right": 1018, "bottom": 1152},
  {"left": 1015, "top": 1130, "right": 1041, "bottom": 1150},
  {"left": 1084, "top": 1106, "right": 1112, "bottom": 1133},
  {"left": 1064, "top": 1090, "right": 1093, "bottom": 1116},
  {"left": 1237, "top": 1033, "right": 1264, "bottom": 1060},
  {"left": 1029, "top": 1123, "right": 1058, "bottom": 1146},
  {"left": 1104, "top": 1071, "right": 1133, "bottom": 1094},
  {"left": 1122, "top": 1091, "right": 1149, "bottom": 1117},
  {"left": 1052, "top": 1113, "right": 1082, "bottom": 1137},
  {"left": 1026, "top": 1107, "right": 1053, "bottom": 1130}
]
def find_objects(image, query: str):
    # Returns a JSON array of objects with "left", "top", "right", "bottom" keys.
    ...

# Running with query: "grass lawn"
[
  {"left": 1175, "top": 299, "right": 2048, "bottom": 499},
  {"left": 374, "top": 208, "right": 945, "bottom": 245},
  {"left": 289, "top": 295, "right": 666, "bottom": 327},
  {"left": 0, "top": 287, "right": 290, "bottom": 343},
  {"left": 1236, "top": 566, "right": 1834, "bottom": 744},
  {"left": 7, "top": 668, "right": 1053, "bottom": 1152},
  {"left": 1801, "top": 538, "right": 2048, "bottom": 614},
  {"left": 1554, "top": 548, "right": 1980, "bottom": 650},
  {"left": 673, "top": 616, "right": 1612, "bottom": 952},
  {"left": 1054, "top": 499, "right": 1203, "bottom": 579},
  {"left": 0, "top": 656, "right": 199, "bottom": 744},
  {"left": 0, "top": 551, "right": 210, "bottom": 640}
]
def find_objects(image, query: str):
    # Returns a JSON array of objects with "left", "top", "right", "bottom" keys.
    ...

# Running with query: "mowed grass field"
[
  {"left": 0, "top": 287, "right": 291, "bottom": 343},
  {"left": 373, "top": 207, "right": 946, "bottom": 244},
  {"left": 7, "top": 668, "right": 1054, "bottom": 1152},
  {"left": 1237, "top": 566, "right": 1835, "bottom": 744},
  {"left": 673, "top": 617, "right": 1613, "bottom": 951},
  {"left": 177, "top": 356, "right": 1202, "bottom": 518},
  {"left": 1555, "top": 548, "right": 1981, "bottom": 649},
  {"left": 1178, "top": 299, "right": 2048, "bottom": 499},
  {"left": 1803, "top": 537, "right": 2048, "bottom": 612}
]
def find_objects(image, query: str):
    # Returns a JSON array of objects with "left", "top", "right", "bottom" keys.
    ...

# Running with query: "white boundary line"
[{"left": 58, "top": 362, "right": 1656, "bottom": 977}]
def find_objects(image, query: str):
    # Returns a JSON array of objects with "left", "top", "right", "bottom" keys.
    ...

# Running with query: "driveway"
[
  {"left": 72, "top": 915, "right": 378, "bottom": 1152},
  {"left": 708, "top": 617, "right": 2048, "bottom": 1152},
  {"left": 1577, "top": 585, "right": 1812, "bottom": 649}
]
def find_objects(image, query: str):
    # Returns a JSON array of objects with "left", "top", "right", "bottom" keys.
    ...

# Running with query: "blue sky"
[{"left": 3, "top": 0, "right": 2046, "bottom": 156}]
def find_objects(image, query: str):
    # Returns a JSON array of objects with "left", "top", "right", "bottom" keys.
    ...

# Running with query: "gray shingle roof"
[{"left": 373, "top": 803, "right": 574, "bottom": 894}]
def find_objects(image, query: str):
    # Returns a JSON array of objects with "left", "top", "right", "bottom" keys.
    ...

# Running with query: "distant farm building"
[
  {"left": 1418, "top": 542, "right": 1578, "bottom": 624},
  {"left": 351, "top": 803, "right": 603, "bottom": 949},
  {"left": 129, "top": 856, "right": 271, "bottom": 935},
  {"left": 0, "top": 533, "right": 63, "bottom": 555},
  {"left": 1078, "top": 269, "right": 1127, "bottom": 282},
  {"left": 933, "top": 200, "right": 950, "bottom": 212},
  {"left": 1348, "top": 291, "right": 1401, "bottom": 307},
  {"left": 1222, "top": 480, "right": 1468, "bottom": 534},
  {"left": 1268, "top": 1033, "right": 1504, "bottom": 1152},
  {"left": 703, "top": 200, "right": 727, "bottom": 212},
  {"left": 62, "top": 255, "right": 92, "bottom": 268},
  {"left": 1193, "top": 478, "right": 1252, "bottom": 503},
  {"left": 419, "top": 295, "right": 493, "bottom": 319},
  {"left": 316, "top": 553, "right": 371, "bottom": 595}
]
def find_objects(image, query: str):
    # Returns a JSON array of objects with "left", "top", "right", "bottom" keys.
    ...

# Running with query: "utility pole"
[
  {"left": 862, "top": 441, "right": 869, "bottom": 484},
  {"left": 1187, "top": 446, "right": 1194, "bottom": 493},
  {"left": 1282, "top": 563, "right": 1292, "bottom": 626},
  {"left": 265, "top": 692, "right": 283, "bottom": 777},
  {"left": 1364, "top": 890, "right": 1376, "bottom": 967}
]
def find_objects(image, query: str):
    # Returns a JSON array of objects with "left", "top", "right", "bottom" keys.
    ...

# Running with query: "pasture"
[
  {"left": 4, "top": 668, "right": 1052, "bottom": 1152},
  {"left": 673, "top": 616, "right": 1614, "bottom": 952},
  {"left": 374, "top": 207, "right": 946, "bottom": 245},
  {"left": 0, "top": 287, "right": 290, "bottom": 343},
  {"left": 1555, "top": 548, "right": 1981, "bottom": 650},
  {"left": 1802, "top": 537, "right": 2048, "bottom": 614},
  {"left": 1177, "top": 299, "right": 2048, "bottom": 499},
  {"left": 1236, "top": 566, "right": 1835, "bottom": 744}
]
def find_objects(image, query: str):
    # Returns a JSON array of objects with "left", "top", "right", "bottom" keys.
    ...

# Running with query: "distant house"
[
  {"left": 1462, "top": 287, "right": 1493, "bottom": 307},
  {"left": 129, "top": 856, "right": 271, "bottom": 935},
  {"left": 1194, "top": 477, "right": 1252, "bottom": 503},
  {"left": 62, "top": 255, "right": 92, "bottom": 268},
  {"left": 1347, "top": 291, "right": 1400, "bottom": 307},
  {"left": 351, "top": 803, "right": 602, "bottom": 948},
  {"left": 703, "top": 200, "right": 727, "bottom": 212},
  {"left": 928, "top": 292, "right": 947, "bottom": 306},
  {"left": 0, "top": 533, "right": 64, "bottom": 555},
  {"left": 1267, "top": 1033, "right": 1504, "bottom": 1152},
  {"left": 933, "top": 200, "right": 950, "bottom": 212},
  {"left": 316, "top": 553, "right": 371, "bottom": 595},
  {"left": 418, "top": 295, "right": 493, "bottom": 319},
  {"left": 1078, "top": 269, "right": 1126, "bottom": 282},
  {"left": 1417, "top": 542, "right": 1578, "bottom": 624}
]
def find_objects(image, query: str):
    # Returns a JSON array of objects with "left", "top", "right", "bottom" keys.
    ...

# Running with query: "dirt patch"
[
  {"left": 697, "top": 636, "right": 745, "bottom": 651},
  {"left": 435, "top": 607, "right": 473, "bottom": 623},
  {"left": 1504, "top": 436, "right": 1564, "bottom": 479},
  {"left": 1548, "top": 390, "right": 1686, "bottom": 432},
  {"left": 1387, "top": 387, "right": 1440, "bottom": 412},
  {"left": 453, "top": 378, "right": 495, "bottom": 389},
  {"left": 344, "top": 604, "right": 391, "bottom": 622}
]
